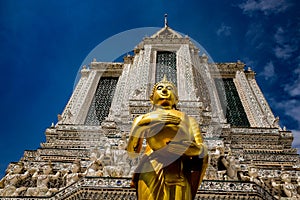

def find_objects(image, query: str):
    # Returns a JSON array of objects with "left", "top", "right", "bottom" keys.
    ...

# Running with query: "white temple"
[{"left": 0, "top": 22, "right": 299, "bottom": 199}]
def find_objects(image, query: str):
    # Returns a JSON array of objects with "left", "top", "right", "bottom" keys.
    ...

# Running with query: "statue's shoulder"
[
  {"left": 187, "top": 116, "right": 200, "bottom": 127},
  {"left": 133, "top": 114, "right": 145, "bottom": 121},
  {"left": 132, "top": 115, "right": 144, "bottom": 126},
  {"left": 188, "top": 115, "right": 197, "bottom": 121}
]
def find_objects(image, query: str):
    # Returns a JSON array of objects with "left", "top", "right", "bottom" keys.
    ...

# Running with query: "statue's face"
[
  {"left": 12, "top": 164, "right": 22, "bottom": 174},
  {"left": 118, "top": 140, "right": 126, "bottom": 150},
  {"left": 151, "top": 83, "right": 177, "bottom": 107},
  {"left": 43, "top": 165, "right": 52, "bottom": 174},
  {"left": 71, "top": 163, "right": 80, "bottom": 173},
  {"left": 281, "top": 173, "right": 291, "bottom": 182},
  {"left": 249, "top": 167, "right": 257, "bottom": 177}
]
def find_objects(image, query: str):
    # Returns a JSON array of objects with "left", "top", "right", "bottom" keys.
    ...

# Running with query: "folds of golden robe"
[{"left": 127, "top": 107, "right": 208, "bottom": 200}]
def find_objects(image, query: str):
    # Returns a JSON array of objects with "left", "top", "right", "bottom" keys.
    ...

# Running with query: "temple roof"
[
  {"left": 150, "top": 26, "right": 183, "bottom": 39},
  {"left": 134, "top": 25, "right": 198, "bottom": 52}
]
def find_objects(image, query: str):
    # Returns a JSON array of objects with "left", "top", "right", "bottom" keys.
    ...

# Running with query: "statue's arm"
[
  {"left": 189, "top": 117, "right": 208, "bottom": 155},
  {"left": 221, "top": 157, "right": 229, "bottom": 168},
  {"left": 20, "top": 171, "right": 30, "bottom": 180},
  {"left": 127, "top": 115, "right": 145, "bottom": 157},
  {"left": 184, "top": 117, "right": 206, "bottom": 153},
  {"left": 185, "top": 117, "right": 208, "bottom": 194},
  {"left": 189, "top": 117, "right": 204, "bottom": 145},
  {"left": 239, "top": 172, "right": 249, "bottom": 181},
  {"left": 32, "top": 171, "right": 39, "bottom": 179},
  {"left": 127, "top": 112, "right": 165, "bottom": 152},
  {"left": 136, "top": 112, "right": 172, "bottom": 126},
  {"left": 52, "top": 171, "right": 60, "bottom": 179}
]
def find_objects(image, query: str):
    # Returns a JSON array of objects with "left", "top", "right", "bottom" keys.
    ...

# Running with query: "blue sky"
[{"left": 0, "top": 0, "right": 299, "bottom": 177}]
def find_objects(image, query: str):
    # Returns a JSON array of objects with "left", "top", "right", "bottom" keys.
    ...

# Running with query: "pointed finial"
[
  {"left": 164, "top": 14, "right": 168, "bottom": 27},
  {"left": 162, "top": 74, "right": 168, "bottom": 82}
]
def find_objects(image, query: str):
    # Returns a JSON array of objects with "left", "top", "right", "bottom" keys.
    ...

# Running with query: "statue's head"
[
  {"left": 90, "top": 148, "right": 100, "bottom": 161},
  {"left": 12, "top": 162, "right": 24, "bottom": 174},
  {"left": 150, "top": 75, "right": 178, "bottom": 109},
  {"left": 281, "top": 172, "right": 291, "bottom": 182},
  {"left": 71, "top": 160, "right": 81, "bottom": 173},
  {"left": 42, "top": 161, "right": 53, "bottom": 174},
  {"left": 248, "top": 166, "right": 258, "bottom": 177}
]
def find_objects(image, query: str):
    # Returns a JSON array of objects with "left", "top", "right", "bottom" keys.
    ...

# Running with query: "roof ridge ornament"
[{"left": 164, "top": 14, "right": 168, "bottom": 27}]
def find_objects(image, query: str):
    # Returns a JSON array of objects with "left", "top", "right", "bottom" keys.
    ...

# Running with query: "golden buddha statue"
[{"left": 127, "top": 76, "right": 208, "bottom": 200}]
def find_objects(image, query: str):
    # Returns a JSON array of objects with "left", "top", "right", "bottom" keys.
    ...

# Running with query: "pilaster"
[
  {"left": 108, "top": 62, "right": 131, "bottom": 122},
  {"left": 177, "top": 44, "right": 198, "bottom": 101},
  {"left": 59, "top": 66, "right": 91, "bottom": 124},
  {"left": 73, "top": 70, "right": 100, "bottom": 124},
  {"left": 246, "top": 70, "right": 276, "bottom": 127},
  {"left": 234, "top": 70, "right": 268, "bottom": 127}
]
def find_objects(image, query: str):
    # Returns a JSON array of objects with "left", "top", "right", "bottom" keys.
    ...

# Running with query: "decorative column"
[
  {"left": 234, "top": 70, "right": 269, "bottom": 127},
  {"left": 135, "top": 45, "right": 152, "bottom": 100},
  {"left": 73, "top": 69, "right": 101, "bottom": 124},
  {"left": 108, "top": 62, "right": 132, "bottom": 122},
  {"left": 58, "top": 66, "right": 93, "bottom": 125},
  {"left": 201, "top": 57, "right": 226, "bottom": 123},
  {"left": 246, "top": 70, "right": 276, "bottom": 127},
  {"left": 177, "top": 44, "right": 198, "bottom": 101}
]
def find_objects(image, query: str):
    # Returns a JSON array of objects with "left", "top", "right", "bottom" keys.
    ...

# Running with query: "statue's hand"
[
  {"left": 160, "top": 113, "right": 181, "bottom": 125},
  {"left": 138, "top": 112, "right": 181, "bottom": 126},
  {"left": 137, "top": 113, "right": 156, "bottom": 126}
]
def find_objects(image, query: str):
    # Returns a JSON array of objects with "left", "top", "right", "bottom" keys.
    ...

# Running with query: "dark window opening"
[
  {"left": 85, "top": 77, "right": 118, "bottom": 125},
  {"left": 156, "top": 51, "right": 177, "bottom": 86},
  {"left": 215, "top": 78, "right": 250, "bottom": 127}
]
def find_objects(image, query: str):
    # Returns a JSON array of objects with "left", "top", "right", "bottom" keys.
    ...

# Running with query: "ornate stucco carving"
[
  {"left": 1, "top": 26, "right": 299, "bottom": 199},
  {"left": 247, "top": 76, "right": 276, "bottom": 127},
  {"left": 234, "top": 70, "right": 269, "bottom": 127},
  {"left": 59, "top": 66, "right": 90, "bottom": 125}
]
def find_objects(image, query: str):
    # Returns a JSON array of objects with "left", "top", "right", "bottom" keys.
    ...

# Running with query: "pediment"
[{"left": 150, "top": 27, "right": 183, "bottom": 39}]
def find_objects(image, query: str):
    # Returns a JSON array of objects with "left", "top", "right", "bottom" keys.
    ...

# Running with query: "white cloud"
[
  {"left": 271, "top": 99, "right": 300, "bottom": 153},
  {"left": 274, "top": 27, "right": 285, "bottom": 45},
  {"left": 271, "top": 97, "right": 300, "bottom": 153},
  {"left": 275, "top": 99, "right": 300, "bottom": 128},
  {"left": 216, "top": 23, "right": 232, "bottom": 36},
  {"left": 273, "top": 26, "right": 298, "bottom": 59},
  {"left": 284, "top": 67, "right": 300, "bottom": 96},
  {"left": 291, "top": 130, "right": 300, "bottom": 154},
  {"left": 245, "top": 23, "right": 264, "bottom": 47},
  {"left": 260, "top": 61, "right": 276, "bottom": 80},
  {"left": 243, "top": 57, "right": 256, "bottom": 68},
  {"left": 274, "top": 44, "right": 297, "bottom": 59},
  {"left": 239, "top": 0, "right": 290, "bottom": 16}
]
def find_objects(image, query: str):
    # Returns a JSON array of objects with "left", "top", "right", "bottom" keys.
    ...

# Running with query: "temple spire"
[{"left": 164, "top": 14, "right": 168, "bottom": 27}]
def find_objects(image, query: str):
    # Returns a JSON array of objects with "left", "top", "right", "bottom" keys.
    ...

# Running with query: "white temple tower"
[{"left": 0, "top": 24, "right": 299, "bottom": 199}]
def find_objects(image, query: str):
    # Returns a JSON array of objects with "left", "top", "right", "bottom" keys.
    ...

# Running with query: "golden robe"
[{"left": 127, "top": 109, "right": 208, "bottom": 200}]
